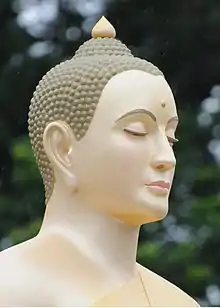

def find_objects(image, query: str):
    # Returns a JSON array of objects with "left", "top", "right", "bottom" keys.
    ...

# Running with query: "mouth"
[{"left": 145, "top": 181, "right": 170, "bottom": 196}]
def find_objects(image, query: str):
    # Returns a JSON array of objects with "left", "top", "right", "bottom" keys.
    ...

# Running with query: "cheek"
[
  {"left": 77, "top": 135, "right": 149, "bottom": 186},
  {"left": 102, "top": 137, "right": 147, "bottom": 176}
]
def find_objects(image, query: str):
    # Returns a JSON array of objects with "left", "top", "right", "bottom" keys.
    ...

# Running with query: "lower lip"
[{"left": 145, "top": 185, "right": 169, "bottom": 196}]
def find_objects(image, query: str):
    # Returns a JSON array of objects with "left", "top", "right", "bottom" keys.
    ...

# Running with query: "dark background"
[{"left": 1, "top": 0, "right": 220, "bottom": 306}]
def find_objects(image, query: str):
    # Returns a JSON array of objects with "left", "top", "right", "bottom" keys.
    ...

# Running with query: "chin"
[
  {"left": 136, "top": 191, "right": 169, "bottom": 224},
  {"left": 144, "top": 206, "right": 168, "bottom": 224},
  {"left": 112, "top": 200, "right": 169, "bottom": 226}
]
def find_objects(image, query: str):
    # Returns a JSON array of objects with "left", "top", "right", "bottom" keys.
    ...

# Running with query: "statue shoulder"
[
  {"left": 137, "top": 264, "right": 200, "bottom": 307},
  {"left": 0, "top": 239, "right": 53, "bottom": 306},
  {"left": 0, "top": 246, "right": 30, "bottom": 305}
]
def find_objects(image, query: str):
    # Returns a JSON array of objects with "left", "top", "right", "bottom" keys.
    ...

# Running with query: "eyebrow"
[{"left": 116, "top": 109, "right": 156, "bottom": 122}]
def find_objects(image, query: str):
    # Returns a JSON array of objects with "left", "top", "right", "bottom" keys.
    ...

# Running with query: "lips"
[
  {"left": 145, "top": 181, "right": 170, "bottom": 196},
  {"left": 147, "top": 181, "right": 170, "bottom": 190}
]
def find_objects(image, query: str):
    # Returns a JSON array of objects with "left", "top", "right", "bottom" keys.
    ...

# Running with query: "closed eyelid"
[
  {"left": 166, "top": 120, "right": 178, "bottom": 133},
  {"left": 167, "top": 117, "right": 179, "bottom": 127}
]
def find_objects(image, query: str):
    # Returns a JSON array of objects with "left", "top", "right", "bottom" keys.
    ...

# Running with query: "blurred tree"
[{"left": 0, "top": 0, "right": 220, "bottom": 306}]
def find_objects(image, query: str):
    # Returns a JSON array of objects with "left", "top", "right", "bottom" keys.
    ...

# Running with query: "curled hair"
[{"left": 28, "top": 36, "right": 163, "bottom": 203}]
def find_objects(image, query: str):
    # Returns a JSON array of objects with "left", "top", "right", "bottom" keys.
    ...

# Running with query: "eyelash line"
[
  {"left": 123, "top": 128, "right": 147, "bottom": 136},
  {"left": 168, "top": 136, "right": 179, "bottom": 143},
  {"left": 124, "top": 128, "right": 179, "bottom": 143}
]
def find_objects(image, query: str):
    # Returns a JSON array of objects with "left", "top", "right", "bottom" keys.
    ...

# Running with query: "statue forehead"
[
  {"left": 100, "top": 70, "right": 173, "bottom": 102},
  {"left": 90, "top": 69, "right": 177, "bottom": 125}
]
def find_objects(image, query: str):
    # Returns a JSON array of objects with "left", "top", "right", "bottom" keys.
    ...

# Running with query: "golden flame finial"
[{"left": 91, "top": 16, "right": 116, "bottom": 38}]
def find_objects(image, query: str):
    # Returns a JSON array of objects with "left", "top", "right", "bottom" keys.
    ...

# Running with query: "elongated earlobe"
[{"left": 66, "top": 173, "right": 78, "bottom": 191}]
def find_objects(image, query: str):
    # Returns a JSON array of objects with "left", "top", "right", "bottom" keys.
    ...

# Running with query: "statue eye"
[
  {"left": 167, "top": 136, "right": 179, "bottom": 147},
  {"left": 123, "top": 122, "right": 148, "bottom": 137}
]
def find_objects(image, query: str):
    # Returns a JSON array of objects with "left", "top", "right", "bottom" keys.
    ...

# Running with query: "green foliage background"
[{"left": 0, "top": 0, "right": 220, "bottom": 306}]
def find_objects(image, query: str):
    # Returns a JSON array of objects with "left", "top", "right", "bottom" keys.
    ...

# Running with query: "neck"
[{"left": 40, "top": 185, "right": 140, "bottom": 278}]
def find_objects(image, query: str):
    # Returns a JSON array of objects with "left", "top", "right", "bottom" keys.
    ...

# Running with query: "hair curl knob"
[{"left": 91, "top": 16, "right": 116, "bottom": 39}]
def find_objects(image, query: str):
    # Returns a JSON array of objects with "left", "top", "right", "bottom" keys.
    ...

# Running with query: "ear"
[{"left": 43, "top": 121, "right": 77, "bottom": 189}]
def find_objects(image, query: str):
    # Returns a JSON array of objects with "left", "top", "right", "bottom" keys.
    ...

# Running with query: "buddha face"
[{"left": 69, "top": 70, "right": 178, "bottom": 225}]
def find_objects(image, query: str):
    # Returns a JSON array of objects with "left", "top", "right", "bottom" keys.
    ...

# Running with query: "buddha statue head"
[{"left": 28, "top": 17, "right": 178, "bottom": 226}]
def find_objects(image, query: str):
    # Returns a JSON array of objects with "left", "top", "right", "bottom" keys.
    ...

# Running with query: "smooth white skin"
[
  {"left": 71, "top": 69, "right": 178, "bottom": 224},
  {"left": 41, "top": 69, "right": 178, "bottom": 277}
]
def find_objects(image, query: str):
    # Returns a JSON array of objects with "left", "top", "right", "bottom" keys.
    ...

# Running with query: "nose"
[
  {"left": 151, "top": 137, "right": 176, "bottom": 172},
  {"left": 151, "top": 159, "right": 175, "bottom": 172}
]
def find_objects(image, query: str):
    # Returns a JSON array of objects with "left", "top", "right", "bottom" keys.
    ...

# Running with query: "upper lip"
[{"left": 146, "top": 181, "right": 170, "bottom": 190}]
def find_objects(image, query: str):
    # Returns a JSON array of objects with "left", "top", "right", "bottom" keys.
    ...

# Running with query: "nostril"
[
  {"left": 157, "top": 164, "right": 164, "bottom": 170},
  {"left": 153, "top": 161, "right": 175, "bottom": 171}
]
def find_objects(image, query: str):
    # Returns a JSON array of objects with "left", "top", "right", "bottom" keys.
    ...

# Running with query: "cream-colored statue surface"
[{"left": 0, "top": 17, "right": 199, "bottom": 307}]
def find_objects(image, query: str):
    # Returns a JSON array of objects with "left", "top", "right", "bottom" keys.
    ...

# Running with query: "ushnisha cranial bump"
[{"left": 28, "top": 16, "right": 163, "bottom": 203}]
